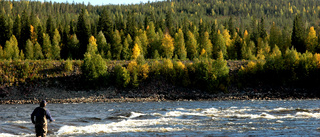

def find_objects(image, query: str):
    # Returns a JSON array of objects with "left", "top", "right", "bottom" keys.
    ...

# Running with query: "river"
[{"left": 1, "top": 100, "right": 320, "bottom": 136}]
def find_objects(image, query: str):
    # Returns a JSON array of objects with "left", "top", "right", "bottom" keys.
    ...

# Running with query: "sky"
[{"left": 41, "top": 0, "right": 163, "bottom": 5}]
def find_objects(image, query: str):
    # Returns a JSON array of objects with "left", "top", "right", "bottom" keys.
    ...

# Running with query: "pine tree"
[
  {"left": 34, "top": 42, "right": 44, "bottom": 59},
  {"left": 21, "top": 10, "right": 31, "bottom": 51},
  {"left": 98, "top": 8, "right": 113, "bottom": 43},
  {"left": 186, "top": 31, "right": 198, "bottom": 60},
  {"left": 4, "top": 41, "right": 13, "bottom": 60},
  {"left": 174, "top": 29, "right": 187, "bottom": 60},
  {"left": 291, "top": 15, "right": 306, "bottom": 53},
  {"left": 0, "top": 13, "right": 8, "bottom": 47},
  {"left": 25, "top": 39, "right": 34, "bottom": 59},
  {"left": 165, "top": 9, "right": 174, "bottom": 36},
  {"left": 112, "top": 30, "right": 122, "bottom": 60},
  {"left": 138, "top": 30, "right": 148, "bottom": 57},
  {"left": 161, "top": 33, "right": 174, "bottom": 58},
  {"left": 122, "top": 37, "right": 131, "bottom": 60},
  {"left": 96, "top": 31, "right": 108, "bottom": 57},
  {"left": 259, "top": 17, "right": 267, "bottom": 39},
  {"left": 52, "top": 29, "right": 61, "bottom": 59},
  {"left": 200, "top": 31, "right": 212, "bottom": 58},
  {"left": 76, "top": 9, "right": 90, "bottom": 59},
  {"left": 42, "top": 33, "right": 52, "bottom": 59},
  {"left": 46, "top": 15, "right": 55, "bottom": 41},
  {"left": 212, "top": 31, "right": 227, "bottom": 59},
  {"left": 126, "top": 11, "right": 137, "bottom": 38},
  {"left": 228, "top": 17, "right": 235, "bottom": 38},
  {"left": 13, "top": 15, "right": 21, "bottom": 48}
]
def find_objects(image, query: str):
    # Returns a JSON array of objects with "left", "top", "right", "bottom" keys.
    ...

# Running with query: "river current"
[{"left": 1, "top": 100, "right": 320, "bottom": 136}]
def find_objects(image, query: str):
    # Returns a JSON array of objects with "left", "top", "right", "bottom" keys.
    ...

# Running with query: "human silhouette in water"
[{"left": 31, "top": 100, "right": 55, "bottom": 137}]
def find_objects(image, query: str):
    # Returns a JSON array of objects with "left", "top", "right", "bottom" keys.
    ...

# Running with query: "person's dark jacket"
[{"left": 31, "top": 107, "right": 54, "bottom": 124}]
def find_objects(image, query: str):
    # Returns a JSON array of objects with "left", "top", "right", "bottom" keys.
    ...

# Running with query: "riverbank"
[{"left": 1, "top": 79, "right": 319, "bottom": 104}]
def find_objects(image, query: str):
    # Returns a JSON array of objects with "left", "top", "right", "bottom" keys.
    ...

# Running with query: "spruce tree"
[
  {"left": 25, "top": 39, "right": 34, "bottom": 59},
  {"left": 174, "top": 29, "right": 187, "bottom": 60},
  {"left": 96, "top": 31, "right": 108, "bottom": 57},
  {"left": 165, "top": 9, "right": 174, "bottom": 36},
  {"left": 76, "top": 9, "right": 90, "bottom": 59},
  {"left": 52, "top": 29, "right": 61, "bottom": 59},
  {"left": 291, "top": 15, "right": 306, "bottom": 53},
  {"left": 21, "top": 10, "right": 31, "bottom": 51},
  {"left": 0, "top": 13, "right": 8, "bottom": 47},
  {"left": 186, "top": 30, "right": 198, "bottom": 60},
  {"left": 34, "top": 42, "right": 44, "bottom": 59},
  {"left": 98, "top": 8, "right": 113, "bottom": 43},
  {"left": 42, "top": 33, "right": 52, "bottom": 59},
  {"left": 112, "top": 30, "right": 122, "bottom": 60},
  {"left": 13, "top": 15, "right": 21, "bottom": 47}
]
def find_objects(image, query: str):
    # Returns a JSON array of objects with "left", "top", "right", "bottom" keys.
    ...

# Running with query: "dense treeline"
[
  {"left": 2, "top": 0, "right": 320, "bottom": 94},
  {"left": 0, "top": 0, "right": 320, "bottom": 61}
]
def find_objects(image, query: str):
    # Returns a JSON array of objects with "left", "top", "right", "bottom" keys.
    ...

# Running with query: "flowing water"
[{"left": 1, "top": 100, "right": 320, "bottom": 136}]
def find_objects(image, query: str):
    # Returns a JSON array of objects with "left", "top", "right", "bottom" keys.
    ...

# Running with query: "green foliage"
[
  {"left": 114, "top": 64, "right": 130, "bottom": 88},
  {"left": 186, "top": 31, "right": 198, "bottom": 60},
  {"left": 25, "top": 39, "right": 34, "bottom": 59},
  {"left": 34, "top": 42, "right": 44, "bottom": 59},
  {"left": 64, "top": 59, "right": 73, "bottom": 72},
  {"left": 174, "top": 29, "right": 187, "bottom": 60},
  {"left": 82, "top": 52, "right": 107, "bottom": 83}
]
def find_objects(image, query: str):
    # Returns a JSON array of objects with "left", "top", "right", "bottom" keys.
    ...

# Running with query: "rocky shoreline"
[{"left": 1, "top": 84, "right": 319, "bottom": 104}]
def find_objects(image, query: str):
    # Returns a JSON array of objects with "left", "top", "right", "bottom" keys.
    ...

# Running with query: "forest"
[{"left": 1, "top": 0, "right": 320, "bottom": 93}]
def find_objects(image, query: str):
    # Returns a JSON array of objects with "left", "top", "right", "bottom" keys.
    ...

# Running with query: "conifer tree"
[
  {"left": 52, "top": 29, "right": 61, "bottom": 59},
  {"left": 292, "top": 15, "right": 306, "bottom": 53},
  {"left": 4, "top": 41, "right": 13, "bottom": 60},
  {"left": 212, "top": 31, "right": 227, "bottom": 59},
  {"left": 269, "top": 22, "right": 281, "bottom": 50},
  {"left": 161, "top": 33, "right": 174, "bottom": 58},
  {"left": 126, "top": 11, "right": 137, "bottom": 38},
  {"left": 174, "top": 29, "right": 187, "bottom": 60},
  {"left": 186, "top": 30, "right": 198, "bottom": 60},
  {"left": 21, "top": 10, "right": 31, "bottom": 51},
  {"left": 34, "top": 42, "right": 44, "bottom": 59},
  {"left": 25, "top": 39, "right": 34, "bottom": 59},
  {"left": 42, "top": 33, "right": 52, "bottom": 59},
  {"left": 139, "top": 30, "right": 148, "bottom": 57},
  {"left": 96, "top": 31, "right": 108, "bottom": 57},
  {"left": 200, "top": 31, "right": 212, "bottom": 58},
  {"left": 76, "top": 9, "right": 90, "bottom": 59},
  {"left": 112, "top": 30, "right": 122, "bottom": 60},
  {"left": 165, "top": 9, "right": 174, "bottom": 36},
  {"left": 46, "top": 15, "right": 55, "bottom": 41},
  {"left": 122, "top": 37, "right": 131, "bottom": 60},
  {"left": 259, "top": 17, "right": 267, "bottom": 39},
  {"left": 13, "top": 15, "right": 21, "bottom": 47},
  {"left": 98, "top": 8, "right": 113, "bottom": 43},
  {"left": 0, "top": 13, "right": 9, "bottom": 47}
]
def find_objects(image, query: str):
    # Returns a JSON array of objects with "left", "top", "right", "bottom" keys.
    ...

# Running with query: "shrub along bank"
[{"left": 1, "top": 48, "right": 320, "bottom": 100}]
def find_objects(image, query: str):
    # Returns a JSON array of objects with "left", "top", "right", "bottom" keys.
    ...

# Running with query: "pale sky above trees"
[{"left": 40, "top": 0, "right": 163, "bottom": 5}]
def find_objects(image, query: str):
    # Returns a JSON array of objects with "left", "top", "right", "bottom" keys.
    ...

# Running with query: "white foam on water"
[
  {"left": 129, "top": 112, "right": 146, "bottom": 119},
  {"left": 295, "top": 112, "right": 320, "bottom": 118},
  {"left": 6, "top": 120, "right": 31, "bottom": 124},
  {"left": 56, "top": 117, "right": 186, "bottom": 135},
  {"left": 0, "top": 133, "right": 16, "bottom": 137}
]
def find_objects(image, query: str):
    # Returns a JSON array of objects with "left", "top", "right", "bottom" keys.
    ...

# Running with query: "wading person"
[{"left": 31, "top": 100, "right": 55, "bottom": 137}]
